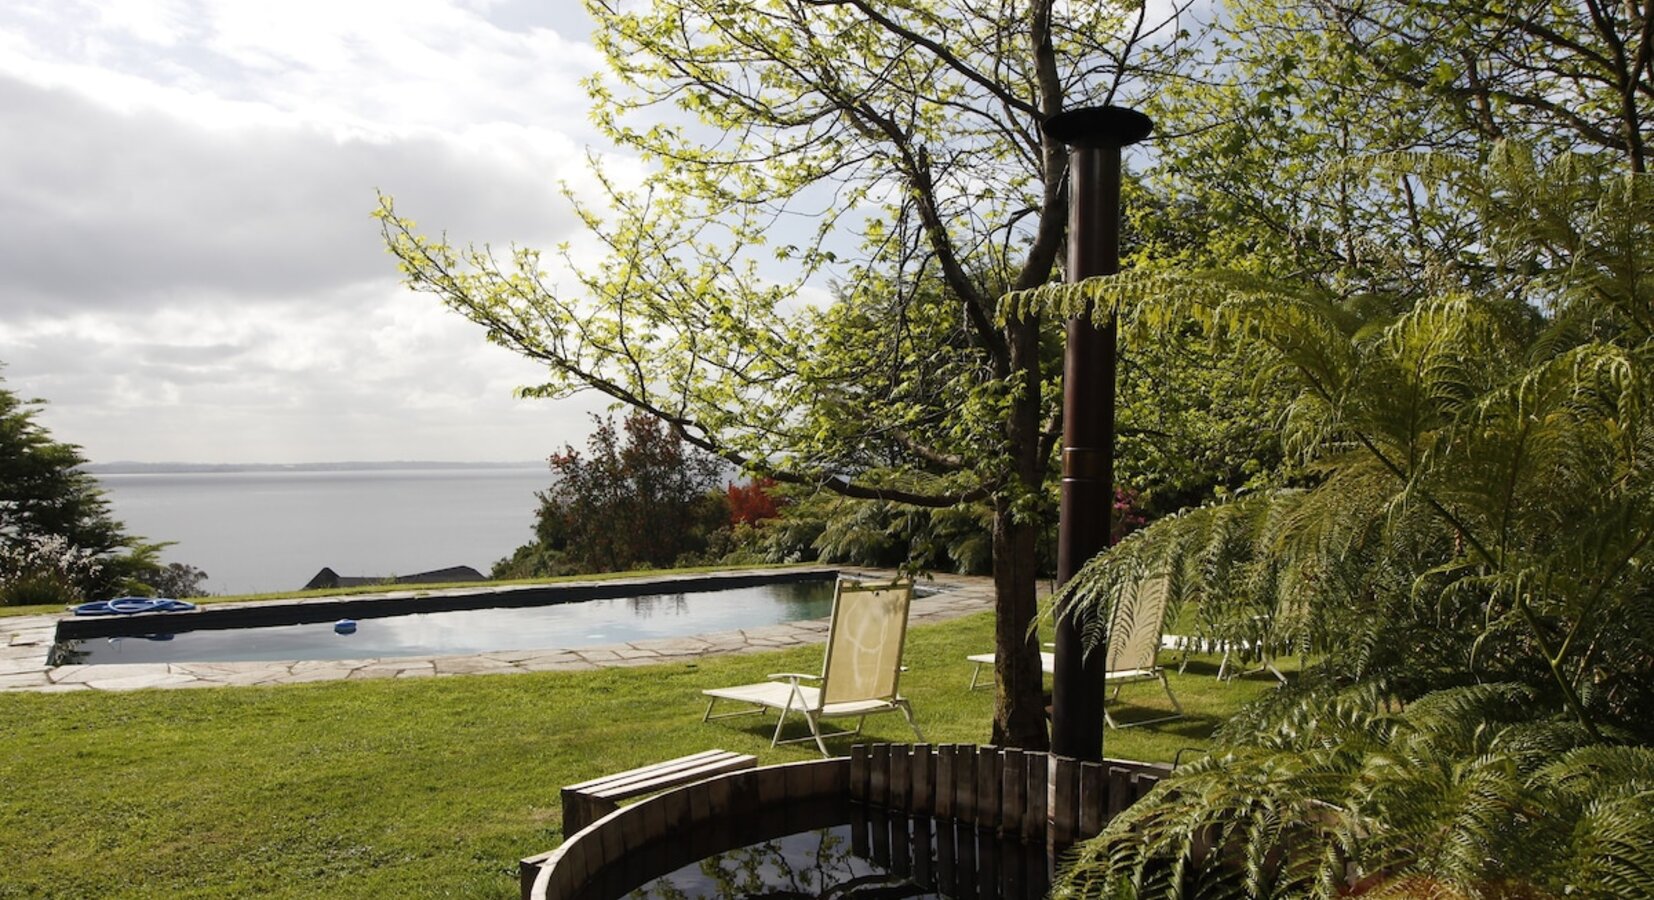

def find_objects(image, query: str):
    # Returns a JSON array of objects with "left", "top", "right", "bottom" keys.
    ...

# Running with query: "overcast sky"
[{"left": 0, "top": 0, "right": 620, "bottom": 464}]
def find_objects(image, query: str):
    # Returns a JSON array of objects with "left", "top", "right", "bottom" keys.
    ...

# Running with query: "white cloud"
[
  {"left": 0, "top": 74, "right": 583, "bottom": 314},
  {"left": 2, "top": 0, "right": 601, "bottom": 132},
  {"left": 4, "top": 286, "right": 607, "bottom": 463},
  {"left": 88, "top": 0, "right": 193, "bottom": 49},
  {"left": 0, "top": 0, "right": 617, "bottom": 463}
]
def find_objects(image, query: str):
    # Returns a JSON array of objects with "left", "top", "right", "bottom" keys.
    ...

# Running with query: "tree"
[
  {"left": 1030, "top": 141, "right": 1654, "bottom": 897},
  {"left": 0, "top": 373, "right": 178, "bottom": 604},
  {"left": 726, "top": 477, "right": 782, "bottom": 526},
  {"left": 500, "top": 411, "right": 728, "bottom": 576},
  {"left": 1113, "top": 324, "right": 1292, "bottom": 519},
  {"left": 1133, "top": 0, "right": 1654, "bottom": 307},
  {"left": 988, "top": 0, "right": 1654, "bottom": 888},
  {"left": 1312, "top": 0, "right": 1654, "bottom": 171},
  {"left": 380, "top": 0, "right": 1199, "bottom": 748},
  {"left": 1029, "top": 3, "right": 1654, "bottom": 885},
  {"left": 146, "top": 562, "right": 209, "bottom": 599}
]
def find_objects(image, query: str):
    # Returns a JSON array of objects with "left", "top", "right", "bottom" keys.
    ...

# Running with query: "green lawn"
[{"left": 0, "top": 610, "right": 1284, "bottom": 899}]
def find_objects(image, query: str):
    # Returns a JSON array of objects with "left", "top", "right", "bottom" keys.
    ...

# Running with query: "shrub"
[{"left": 0, "top": 533, "right": 98, "bottom": 606}]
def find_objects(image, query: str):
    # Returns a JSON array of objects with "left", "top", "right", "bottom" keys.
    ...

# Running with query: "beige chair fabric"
[
  {"left": 965, "top": 576, "right": 1182, "bottom": 728},
  {"left": 702, "top": 579, "right": 923, "bottom": 756},
  {"left": 1106, "top": 577, "right": 1167, "bottom": 676},
  {"left": 1100, "top": 576, "right": 1182, "bottom": 727}
]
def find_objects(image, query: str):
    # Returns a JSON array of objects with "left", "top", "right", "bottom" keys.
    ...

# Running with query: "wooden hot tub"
[{"left": 521, "top": 743, "right": 1170, "bottom": 900}]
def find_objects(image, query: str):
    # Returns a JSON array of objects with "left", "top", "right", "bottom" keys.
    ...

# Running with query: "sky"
[{"left": 0, "top": 0, "right": 619, "bottom": 464}]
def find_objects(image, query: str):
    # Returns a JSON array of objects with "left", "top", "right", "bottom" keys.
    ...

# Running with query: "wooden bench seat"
[{"left": 559, "top": 748, "right": 758, "bottom": 834}]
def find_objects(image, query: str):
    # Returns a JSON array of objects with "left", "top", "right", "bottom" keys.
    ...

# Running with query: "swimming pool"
[{"left": 50, "top": 571, "right": 842, "bottom": 666}]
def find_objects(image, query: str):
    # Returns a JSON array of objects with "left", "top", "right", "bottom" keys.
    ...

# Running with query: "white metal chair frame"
[
  {"left": 1165, "top": 620, "right": 1290, "bottom": 685},
  {"left": 702, "top": 578, "right": 924, "bottom": 756}
]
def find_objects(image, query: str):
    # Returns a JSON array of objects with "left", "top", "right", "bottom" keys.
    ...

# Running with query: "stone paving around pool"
[{"left": 0, "top": 568, "right": 1000, "bottom": 693}]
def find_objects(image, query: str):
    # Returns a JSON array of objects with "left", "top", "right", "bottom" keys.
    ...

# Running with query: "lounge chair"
[
  {"left": 1165, "top": 612, "right": 1290, "bottom": 685},
  {"left": 966, "top": 645, "right": 1053, "bottom": 690},
  {"left": 702, "top": 578, "right": 923, "bottom": 756},
  {"left": 966, "top": 576, "right": 1182, "bottom": 728}
]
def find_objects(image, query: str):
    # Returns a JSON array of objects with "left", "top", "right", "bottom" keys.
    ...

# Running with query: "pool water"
[{"left": 55, "top": 579, "right": 839, "bottom": 665}]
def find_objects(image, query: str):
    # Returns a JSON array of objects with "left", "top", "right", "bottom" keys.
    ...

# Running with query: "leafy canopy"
[
  {"left": 379, "top": 0, "right": 1204, "bottom": 748},
  {"left": 1030, "top": 143, "right": 1654, "bottom": 898}
]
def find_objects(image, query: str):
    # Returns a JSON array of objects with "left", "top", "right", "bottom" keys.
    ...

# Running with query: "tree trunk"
[
  {"left": 990, "top": 502, "right": 1050, "bottom": 749},
  {"left": 990, "top": 314, "right": 1051, "bottom": 751}
]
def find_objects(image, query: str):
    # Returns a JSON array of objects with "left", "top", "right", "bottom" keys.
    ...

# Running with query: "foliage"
[
  {"left": 714, "top": 479, "right": 1159, "bottom": 578},
  {"left": 725, "top": 477, "right": 782, "bottom": 526},
  {"left": 498, "top": 411, "right": 727, "bottom": 576},
  {"left": 1058, "top": 681, "right": 1654, "bottom": 900},
  {"left": 0, "top": 373, "right": 181, "bottom": 603},
  {"left": 1035, "top": 145, "right": 1654, "bottom": 729},
  {"left": 490, "top": 539, "right": 581, "bottom": 581},
  {"left": 379, "top": 0, "right": 1212, "bottom": 748},
  {"left": 1028, "top": 143, "right": 1654, "bottom": 896},
  {"left": 710, "top": 487, "right": 1003, "bottom": 575},
  {"left": 1114, "top": 326, "right": 1294, "bottom": 519},
  {"left": 1013, "top": 3, "right": 1654, "bottom": 883},
  {"left": 143, "top": 562, "right": 211, "bottom": 599},
  {"left": 1307, "top": 0, "right": 1654, "bottom": 170},
  {"left": 1134, "top": 0, "right": 1654, "bottom": 303},
  {"left": 1056, "top": 682, "right": 1654, "bottom": 899},
  {"left": 0, "top": 533, "right": 100, "bottom": 606}
]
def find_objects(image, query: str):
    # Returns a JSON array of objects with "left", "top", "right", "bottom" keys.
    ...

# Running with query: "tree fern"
[
  {"left": 1041, "top": 147, "right": 1654, "bottom": 897},
  {"left": 1056, "top": 685, "right": 1654, "bottom": 898}
]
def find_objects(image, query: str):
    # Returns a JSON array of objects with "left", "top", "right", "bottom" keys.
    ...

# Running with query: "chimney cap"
[{"left": 1042, "top": 106, "right": 1153, "bottom": 148}]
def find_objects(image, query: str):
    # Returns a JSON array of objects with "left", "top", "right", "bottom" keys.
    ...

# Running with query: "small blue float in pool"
[
  {"left": 72, "top": 597, "right": 197, "bottom": 616},
  {"left": 333, "top": 619, "right": 358, "bottom": 635}
]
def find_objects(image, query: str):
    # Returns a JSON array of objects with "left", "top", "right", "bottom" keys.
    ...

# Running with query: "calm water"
[
  {"left": 61, "top": 580, "right": 837, "bottom": 664},
  {"left": 626, "top": 820, "right": 1050, "bottom": 900},
  {"left": 629, "top": 826, "right": 911, "bottom": 900},
  {"left": 94, "top": 467, "right": 550, "bottom": 596}
]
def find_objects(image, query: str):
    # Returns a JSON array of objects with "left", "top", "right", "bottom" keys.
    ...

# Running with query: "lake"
[{"left": 93, "top": 466, "right": 551, "bottom": 596}]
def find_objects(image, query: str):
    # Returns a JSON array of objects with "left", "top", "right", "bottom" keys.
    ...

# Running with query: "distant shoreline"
[{"left": 83, "top": 461, "right": 545, "bottom": 475}]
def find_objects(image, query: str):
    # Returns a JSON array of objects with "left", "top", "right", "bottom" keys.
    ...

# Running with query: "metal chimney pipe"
[{"left": 1043, "top": 105, "right": 1153, "bottom": 762}]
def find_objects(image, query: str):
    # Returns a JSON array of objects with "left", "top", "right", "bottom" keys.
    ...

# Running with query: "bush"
[
  {"left": 0, "top": 571, "right": 82, "bottom": 607},
  {"left": 0, "top": 533, "right": 97, "bottom": 606},
  {"left": 501, "top": 412, "right": 729, "bottom": 576},
  {"left": 144, "top": 562, "right": 210, "bottom": 598}
]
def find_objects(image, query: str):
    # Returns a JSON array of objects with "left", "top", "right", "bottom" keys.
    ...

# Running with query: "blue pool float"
[{"left": 71, "top": 597, "right": 198, "bottom": 616}]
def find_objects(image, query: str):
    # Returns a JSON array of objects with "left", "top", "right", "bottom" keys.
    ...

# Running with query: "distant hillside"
[{"left": 82, "top": 461, "right": 545, "bottom": 475}]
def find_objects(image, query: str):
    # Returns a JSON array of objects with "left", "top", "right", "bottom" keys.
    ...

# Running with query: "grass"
[
  {"left": 0, "top": 563, "right": 815, "bottom": 619},
  {"left": 0, "top": 609, "right": 1287, "bottom": 899}
]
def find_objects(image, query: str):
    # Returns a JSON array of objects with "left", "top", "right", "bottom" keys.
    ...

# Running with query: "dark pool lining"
[{"left": 55, "top": 568, "right": 842, "bottom": 641}]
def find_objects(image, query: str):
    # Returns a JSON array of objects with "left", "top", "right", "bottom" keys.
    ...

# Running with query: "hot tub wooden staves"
[{"left": 521, "top": 742, "right": 1171, "bottom": 900}]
